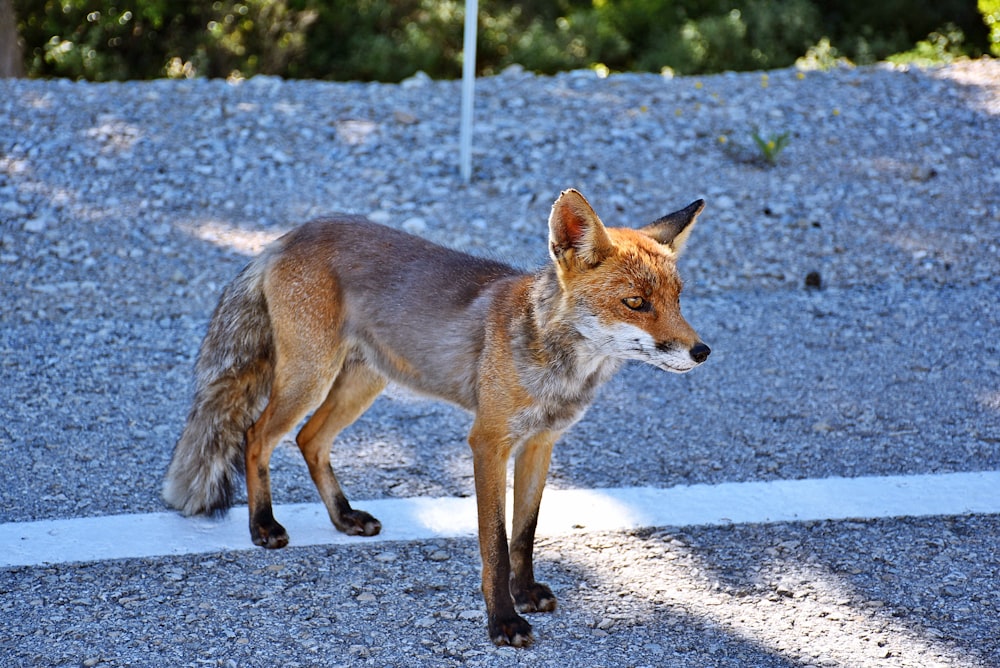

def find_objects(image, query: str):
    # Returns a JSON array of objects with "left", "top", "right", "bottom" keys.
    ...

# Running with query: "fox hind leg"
[
  {"left": 245, "top": 348, "right": 350, "bottom": 548},
  {"left": 245, "top": 399, "right": 296, "bottom": 548},
  {"left": 296, "top": 354, "right": 386, "bottom": 537}
]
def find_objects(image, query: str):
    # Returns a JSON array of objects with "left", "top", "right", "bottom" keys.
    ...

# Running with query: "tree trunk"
[{"left": 0, "top": 0, "right": 25, "bottom": 77}]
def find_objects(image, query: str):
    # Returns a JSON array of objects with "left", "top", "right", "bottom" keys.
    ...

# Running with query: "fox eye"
[{"left": 622, "top": 296, "right": 648, "bottom": 311}]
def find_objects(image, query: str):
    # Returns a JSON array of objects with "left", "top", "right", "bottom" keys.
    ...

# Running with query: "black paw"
[
  {"left": 513, "top": 582, "right": 557, "bottom": 613},
  {"left": 488, "top": 612, "right": 533, "bottom": 647},
  {"left": 338, "top": 509, "right": 381, "bottom": 537},
  {"left": 250, "top": 519, "right": 289, "bottom": 549}
]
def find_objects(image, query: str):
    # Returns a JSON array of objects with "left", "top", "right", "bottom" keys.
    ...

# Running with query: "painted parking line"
[{"left": 3, "top": 470, "right": 999, "bottom": 568}]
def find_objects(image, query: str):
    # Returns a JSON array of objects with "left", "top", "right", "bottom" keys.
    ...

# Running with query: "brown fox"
[{"left": 163, "top": 189, "right": 710, "bottom": 646}]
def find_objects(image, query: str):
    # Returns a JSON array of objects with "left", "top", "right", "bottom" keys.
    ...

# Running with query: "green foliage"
[
  {"left": 809, "top": 0, "right": 986, "bottom": 64},
  {"left": 887, "top": 23, "right": 969, "bottom": 66},
  {"left": 14, "top": 0, "right": 317, "bottom": 80},
  {"left": 293, "top": 0, "right": 462, "bottom": 81},
  {"left": 599, "top": 0, "right": 822, "bottom": 74},
  {"left": 482, "top": 8, "right": 629, "bottom": 75},
  {"left": 981, "top": 0, "right": 1000, "bottom": 57},
  {"left": 795, "top": 37, "right": 852, "bottom": 71},
  {"left": 10, "top": 0, "right": 995, "bottom": 81}
]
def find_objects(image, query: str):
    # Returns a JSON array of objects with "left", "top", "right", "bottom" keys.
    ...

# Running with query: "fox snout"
[{"left": 654, "top": 338, "right": 710, "bottom": 371}]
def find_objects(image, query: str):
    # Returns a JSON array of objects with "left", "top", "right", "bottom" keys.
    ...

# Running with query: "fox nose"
[{"left": 690, "top": 342, "right": 711, "bottom": 364}]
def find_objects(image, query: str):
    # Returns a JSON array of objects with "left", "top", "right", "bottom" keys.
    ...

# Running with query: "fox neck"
[{"left": 517, "top": 267, "right": 623, "bottom": 402}]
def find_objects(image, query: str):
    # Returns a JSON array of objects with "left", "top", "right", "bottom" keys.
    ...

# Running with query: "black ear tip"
[{"left": 690, "top": 199, "right": 706, "bottom": 214}]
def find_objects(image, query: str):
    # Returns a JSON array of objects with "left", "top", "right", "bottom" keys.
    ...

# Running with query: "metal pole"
[{"left": 459, "top": 0, "right": 478, "bottom": 182}]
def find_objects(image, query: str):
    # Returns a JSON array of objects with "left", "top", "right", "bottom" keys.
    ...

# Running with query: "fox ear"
[
  {"left": 640, "top": 199, "right": 705, "bottom": 254},
  {"left": 548, "top": 189, "right": 613, "bottom": 267}
]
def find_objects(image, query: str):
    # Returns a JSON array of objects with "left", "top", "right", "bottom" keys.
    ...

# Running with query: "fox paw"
[
  {"left": 337, "top": 509, "right": 381, "bottom": 537},
  {"left": 488, "top": 613, "right": 533, "bottom": 647},
  {"left": 250, "top": 520, "right": 289, "bottom": 549},
  {"left": 513, "top": 582, "right": 557, "bottom": 613}
]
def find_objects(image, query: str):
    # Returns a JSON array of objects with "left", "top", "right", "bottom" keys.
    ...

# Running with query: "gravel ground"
[
  {"left": 3, "top": 517, "right": 999, "bottom": 667},
  {"left": 1, "top": 58, "right": 999, "bottom": 666}
]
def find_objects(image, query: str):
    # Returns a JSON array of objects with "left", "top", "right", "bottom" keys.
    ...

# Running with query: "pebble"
[
  {"left": 22, "top": 217, "right": 47, "bottom": 233},
  {"left": 413, "top": 615, "right": 437, "bottom": 628},
  {"left": 2, "top": 200, "right": 27, "bottom": 217},
  {"left": 399, "top": 71, "right": 429, "bottom": 89},
  {"left": 402, "top": 216, "right": 428, "bottom": 234}
]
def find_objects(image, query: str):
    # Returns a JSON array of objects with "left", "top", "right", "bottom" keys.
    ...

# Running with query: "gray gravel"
[
  {"left": 2, "top": 58, "right": 999, "bottom": 666},
  {"left": 3, "top": 518, "right": 999, "bottom": 667}
]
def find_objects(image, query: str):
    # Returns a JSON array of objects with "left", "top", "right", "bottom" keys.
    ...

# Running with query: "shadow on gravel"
[{"left": 542, "top": 517, "right": 1000, "bottom": 666}]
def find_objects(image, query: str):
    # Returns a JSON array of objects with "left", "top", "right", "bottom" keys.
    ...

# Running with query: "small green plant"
[
  {"left": 717, "top": 126, "right": 791, "bottom": 167},
  {"left": 750, "top": 128, "right": 791, "bottom": 166}
]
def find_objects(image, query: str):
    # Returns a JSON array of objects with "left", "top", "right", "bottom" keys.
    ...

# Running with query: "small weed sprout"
[
  {"left": 750, "top": 128, "right": 791, "bottom": 166},
  {"left": 718, "top": 126, "right": 792, "bottom": 167}
]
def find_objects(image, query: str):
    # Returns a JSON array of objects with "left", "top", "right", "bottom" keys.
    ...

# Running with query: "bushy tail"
[{"left": 163, "top": 260, "right": 274, "bottom": 516}]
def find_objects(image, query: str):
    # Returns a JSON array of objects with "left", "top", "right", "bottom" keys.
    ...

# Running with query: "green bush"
[
  {"left": 291, "top": 0, "right": 461, "bottom": 81},
  {"left": 14, "top": 0, "right": 316, "bottom": 80},
  {"left": 981, "top": 0, "right": 1000, "bottom": 56},
  {"left": 811, "top": 0, "right": 988, "bottom": 63},
  {"left": 596, "top": 0, "right": 822, "bottom": 74},
  {"left": 10, "top": 0, "right": 994, "bottom": 81},
  {"left": 887, "top": 22, "right": 970, "bottom": 66}
]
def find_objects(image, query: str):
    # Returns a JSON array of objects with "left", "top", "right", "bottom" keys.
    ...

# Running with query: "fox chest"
[
  {"left": 510, "top": 397, "right": 589, "bottom": 438},
  {"left": 508, "top": 357, "right": 622, "bottom": 438}
]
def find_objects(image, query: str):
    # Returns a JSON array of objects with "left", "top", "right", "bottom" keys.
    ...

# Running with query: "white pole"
[{"left": 459, "top": 0, "right": 478, "bottom": 182}]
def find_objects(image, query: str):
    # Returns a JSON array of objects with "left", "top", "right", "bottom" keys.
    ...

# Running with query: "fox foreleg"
[
  {"left": 510, "top": 431, "right": 558, "bottom": 614},
  {"left": 469, "top": 422, "right": 534, "bottom": 647}
]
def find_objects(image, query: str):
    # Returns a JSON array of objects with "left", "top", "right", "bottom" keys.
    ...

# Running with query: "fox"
[{"left": 163, "top": 189, "right": 710, "bottom": 646}]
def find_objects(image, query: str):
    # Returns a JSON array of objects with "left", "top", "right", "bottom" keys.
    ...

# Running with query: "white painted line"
[{"left": 3, "top": 471, "right": 999, "bottom": 568}]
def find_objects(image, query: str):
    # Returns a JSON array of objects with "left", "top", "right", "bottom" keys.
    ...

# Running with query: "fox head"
[{"left": 547, "top": 189, "right": 710, "bottom": 373}]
